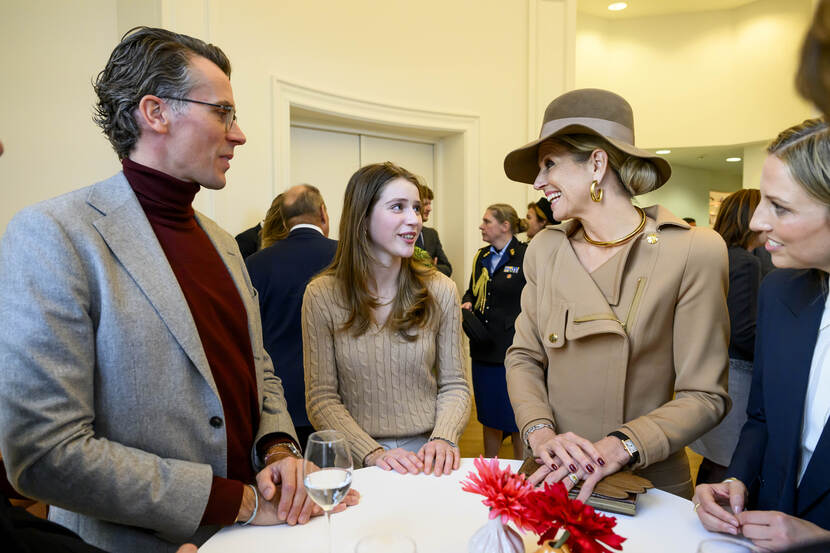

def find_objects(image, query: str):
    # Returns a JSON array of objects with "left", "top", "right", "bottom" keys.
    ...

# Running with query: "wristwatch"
[
  {"left": 608, "top": 431, "right": 639, "bottom": 466},
  {"left": 264, "top": 441, "right": 302, "bottom": 464}
]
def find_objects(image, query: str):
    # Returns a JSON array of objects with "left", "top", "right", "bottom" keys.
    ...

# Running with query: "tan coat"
[{"left": 506, "top": 205, "right": 730, "bottom": 496}]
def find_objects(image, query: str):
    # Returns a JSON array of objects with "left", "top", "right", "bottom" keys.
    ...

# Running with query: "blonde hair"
[
  {"left": 767, "top": 118, "right": 830, "bottom": 208},
  {"left": 487, "top": 204, "right": 528, "bottom": 235},
  {"left": 549, "top": 134, "right": 661, "bottom": 196},
  {"left": 322, "top": 162, "right": 437, "bottom": 340}
]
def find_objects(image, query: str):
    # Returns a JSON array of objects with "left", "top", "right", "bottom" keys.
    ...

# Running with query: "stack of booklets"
[{"left": 518, "top": 458, "right": 653, "bottom": 516}]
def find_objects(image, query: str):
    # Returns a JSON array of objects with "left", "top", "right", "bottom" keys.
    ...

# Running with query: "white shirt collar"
[{"left": 289, "top": 223, "right": 324, "bottom": 235}]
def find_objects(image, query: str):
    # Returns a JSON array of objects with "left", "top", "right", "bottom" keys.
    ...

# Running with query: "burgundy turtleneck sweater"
[{"left": 123, "top": 158, "right": 259, "bottom": 525}]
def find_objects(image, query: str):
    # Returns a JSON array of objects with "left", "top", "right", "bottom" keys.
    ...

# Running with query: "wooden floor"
[{"left": 458, "top": 403, "right": 704, "bottom": 483}]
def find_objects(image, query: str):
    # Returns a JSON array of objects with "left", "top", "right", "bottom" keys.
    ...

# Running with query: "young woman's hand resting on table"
[{"left": 364, "top": 438, "right": 460, "bottom": 476}]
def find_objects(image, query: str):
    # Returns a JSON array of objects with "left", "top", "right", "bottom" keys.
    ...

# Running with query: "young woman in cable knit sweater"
[{"left": 302, "top": 162, "right": 471, "bottom": 475}]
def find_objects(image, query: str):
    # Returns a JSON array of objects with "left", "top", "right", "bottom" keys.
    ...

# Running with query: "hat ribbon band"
[{"left": 540, "top": 116, "right": 634, "bottom": 144}]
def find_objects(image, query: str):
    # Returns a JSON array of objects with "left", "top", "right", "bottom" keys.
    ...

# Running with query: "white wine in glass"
[{"left": 303, "top": 430, "right": 353, "bottom": 553}]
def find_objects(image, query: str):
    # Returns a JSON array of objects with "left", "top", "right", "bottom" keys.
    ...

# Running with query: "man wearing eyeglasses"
[{"left": 0, "top": 27, "right": 356, "bottom": 553}]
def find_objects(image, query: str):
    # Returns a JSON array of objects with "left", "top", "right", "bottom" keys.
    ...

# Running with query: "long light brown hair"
[{"left": 322, "top": 162, "right": 437, "bottom": 340}]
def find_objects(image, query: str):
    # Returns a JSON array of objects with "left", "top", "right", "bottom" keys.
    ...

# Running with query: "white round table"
[{"left": 200, "top": 458, "right": 726, "bottom": 553}]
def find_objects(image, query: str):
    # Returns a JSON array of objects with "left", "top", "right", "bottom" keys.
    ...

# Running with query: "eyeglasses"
[{"left": 158, "top": 96, "right": 237, "bottom": 131}]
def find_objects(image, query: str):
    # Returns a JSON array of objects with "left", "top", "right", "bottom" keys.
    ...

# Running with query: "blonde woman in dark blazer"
[{"left": 504, "top": 89, "right": 730, "bottom": 501}]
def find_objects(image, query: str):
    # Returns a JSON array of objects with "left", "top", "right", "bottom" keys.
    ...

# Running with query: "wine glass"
[
  {"left": 303, "top": 430, "right": 353, "bottom": 553},
  {"left": 697, "top": 537, "right": 763, "bottom": 552}
]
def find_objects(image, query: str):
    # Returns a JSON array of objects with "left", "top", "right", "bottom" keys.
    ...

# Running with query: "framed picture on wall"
[{"left": 709, "top": 191, "right": 731, "bottom": 226}]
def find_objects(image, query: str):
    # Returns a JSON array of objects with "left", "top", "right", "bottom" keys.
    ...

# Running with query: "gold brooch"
[
  {"left": 510, "top": 248, "right": 515, "bottom": 256},
  {"left": 646, "top": 233, "right": 659, "bottom": 245}
]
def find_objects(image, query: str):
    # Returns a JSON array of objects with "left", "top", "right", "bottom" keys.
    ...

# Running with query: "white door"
[{"left": 290, "top": 126, "right": 435, "bottom": 239}]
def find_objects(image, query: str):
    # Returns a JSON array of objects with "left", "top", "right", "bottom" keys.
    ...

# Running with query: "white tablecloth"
[{"left": 200, "top": 458, "right": 725, "bottom": 553}]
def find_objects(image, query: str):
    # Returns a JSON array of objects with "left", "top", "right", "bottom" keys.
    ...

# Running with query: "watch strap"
[{"left": 608, "top": 431, "right": 640, "bottom": 466}]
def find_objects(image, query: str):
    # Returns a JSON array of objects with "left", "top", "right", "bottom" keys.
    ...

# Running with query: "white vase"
[{"left": 468, "top": 516, "right": 525, "bottom": 553}]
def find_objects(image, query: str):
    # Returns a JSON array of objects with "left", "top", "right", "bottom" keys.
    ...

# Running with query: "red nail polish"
[
  {"left": 551, "top": 463, "right": 558, "bottom": 470},
  {"left": 569, "top": 464, "right": 577, "bottom": 473},
  {"left": 598, "top": 458, "right": 605, "bottom": 466},
  {"left": 586, "top": 464, "right": 594, "bottom": 473}
]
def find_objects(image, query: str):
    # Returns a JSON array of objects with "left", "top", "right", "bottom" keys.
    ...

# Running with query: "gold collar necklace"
[{"left": 582, "top": 206, "right": 647, "bottom": 247}]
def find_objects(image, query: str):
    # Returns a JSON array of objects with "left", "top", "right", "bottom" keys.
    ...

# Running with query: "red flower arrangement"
[
  {"left": 461, "top": 457, "right": 626, "bottom": 553},
  {"left": 522, "top": 481, "right": 625, "bottom": 553},
  {"left": 461, "top": 456, "right": 533, "bottom": 526}
]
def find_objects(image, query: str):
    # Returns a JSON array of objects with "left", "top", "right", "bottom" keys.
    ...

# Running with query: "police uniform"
[{"left": 461, "top": 236, "right": 526, "bottom": 432}]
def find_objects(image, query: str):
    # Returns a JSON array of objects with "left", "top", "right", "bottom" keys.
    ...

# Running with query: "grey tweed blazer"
[{"left": 0, "top": 173, "right": 296, "bottom": 552}]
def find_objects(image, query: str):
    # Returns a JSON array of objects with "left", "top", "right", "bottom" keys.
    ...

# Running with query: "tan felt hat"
[{"left": 504, "top": 88, "right": 671, "bottom": 191}]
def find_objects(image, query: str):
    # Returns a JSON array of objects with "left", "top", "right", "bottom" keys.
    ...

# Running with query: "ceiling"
[
  {"left": 578, "top": 0, "right": 759, "bottom": 19},
  {"left": 643, "top": 144, "right": 750, "bottom": 175}
]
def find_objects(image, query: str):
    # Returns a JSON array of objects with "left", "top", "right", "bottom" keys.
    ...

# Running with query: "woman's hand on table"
[
  {"left": 737, "top": 510, "right": 830, "bottom": 551},
  {"left": 568, "top": 436, "right": 629, "bottom": 502},
  {"left": 366, "top": 447, "right": 424, "bottom": 474},
  {"left": 527, "top": 429, "right": 625, "bottom": 501},
  {"left": 417, "top": 439, "right": 460, "bottom": 476},
  {"left": 693, "top": 479, "right": 748, "bottom": 535}
]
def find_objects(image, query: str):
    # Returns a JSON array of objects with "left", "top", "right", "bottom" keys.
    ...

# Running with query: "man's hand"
[
  {"left": 461, "top": 302, "right": 473, "bottom": 311},
  {"left": 242, "top": 458, "right": 361, "bottom": 526},
  {"left": 256, "top": 456, "right": 314, "bottom": 525}
]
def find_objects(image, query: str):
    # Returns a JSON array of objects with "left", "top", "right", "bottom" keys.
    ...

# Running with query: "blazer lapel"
[
  {"left": 88, "top": 174, "right": 218, "bottom": 396},
  {"left": 492, "top": 237, "right": 519, "bottom": 274},
  {"left": 786, "top": 271, "right": 830, "bottom": 515}
]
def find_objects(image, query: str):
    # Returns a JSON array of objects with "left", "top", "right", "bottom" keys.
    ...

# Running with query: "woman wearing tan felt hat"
[{"left": 504, "top": 88, "right": 731, "bottom": 500}]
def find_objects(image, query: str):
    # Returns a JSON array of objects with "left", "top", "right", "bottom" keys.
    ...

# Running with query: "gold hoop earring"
[{"left": 590, "top": 180, "right": 603, "bottom": 203}]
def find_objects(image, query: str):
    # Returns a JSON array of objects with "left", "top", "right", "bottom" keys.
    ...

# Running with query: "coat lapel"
[
  {"left": 786, "top": 271, "right": 830, "bottom": 515},
  {"left": 87, "top": 173, "right": 218, "bottom": 396},
  {"left": 492, "top": 237, "right": 520, "bottom": 274}
]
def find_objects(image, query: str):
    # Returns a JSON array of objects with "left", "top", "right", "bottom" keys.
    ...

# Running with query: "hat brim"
[{"left": 504, "top": 123, "right": 672, "bottom": 192}]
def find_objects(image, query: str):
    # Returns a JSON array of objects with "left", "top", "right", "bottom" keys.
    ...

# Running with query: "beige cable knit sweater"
[{"left": 302, "top": 272, "right": 471, "bottom": 466}]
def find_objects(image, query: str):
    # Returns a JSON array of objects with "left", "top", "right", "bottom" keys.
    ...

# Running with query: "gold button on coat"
[{"left": 548, "top": 333, "right": 558, "bottom": 343}]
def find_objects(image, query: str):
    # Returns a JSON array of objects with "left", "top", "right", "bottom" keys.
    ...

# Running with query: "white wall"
[
  {"left": 637, "top": 165, "right": 743, "bottom": 227},
  {"left": 1, "top": 0, "right": 575, "bottom": 289},
  {"left": 742, "top": 141, "right": 768, "bottom": 189},
  {"left": 0, "top": 1, "right": 122, "bottom": 233},
  {"left": 575, "top": 0, "right": 815, "bottom": 148}
]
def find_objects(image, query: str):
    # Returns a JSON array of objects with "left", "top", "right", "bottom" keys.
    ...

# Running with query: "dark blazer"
[
  {"left": 418, "top": 227, "right": 452, "bottom": 276},
  {"left": 726, "top": 246, "right": 762, "bottom": 361},
  {"left": 235, "top": 223, "right": 261, "bottom": 258},
  {"left": 728, "top": 269, "right": 830, "bottom": 529},
  {"left": 462, "top": 236, "right": 527, "bottom": 363},
  {"left": 246, "top": 227, "right": 337, "bottom": 428}
]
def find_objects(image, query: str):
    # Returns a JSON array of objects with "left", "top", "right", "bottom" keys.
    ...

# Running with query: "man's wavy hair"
[{"left": 93, "top": 26, "right": 231, "bottom": 159}]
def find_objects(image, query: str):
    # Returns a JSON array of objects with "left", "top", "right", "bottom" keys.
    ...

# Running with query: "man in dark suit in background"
[
  {"left": 246, "top": 185, "right": 337, "bottom": 448},
  {"left": 417, "top": 184, "right": 452, "bottom": 276},
  {"left": 235, "top": 222, "right": 262, "bottom": 258}
]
